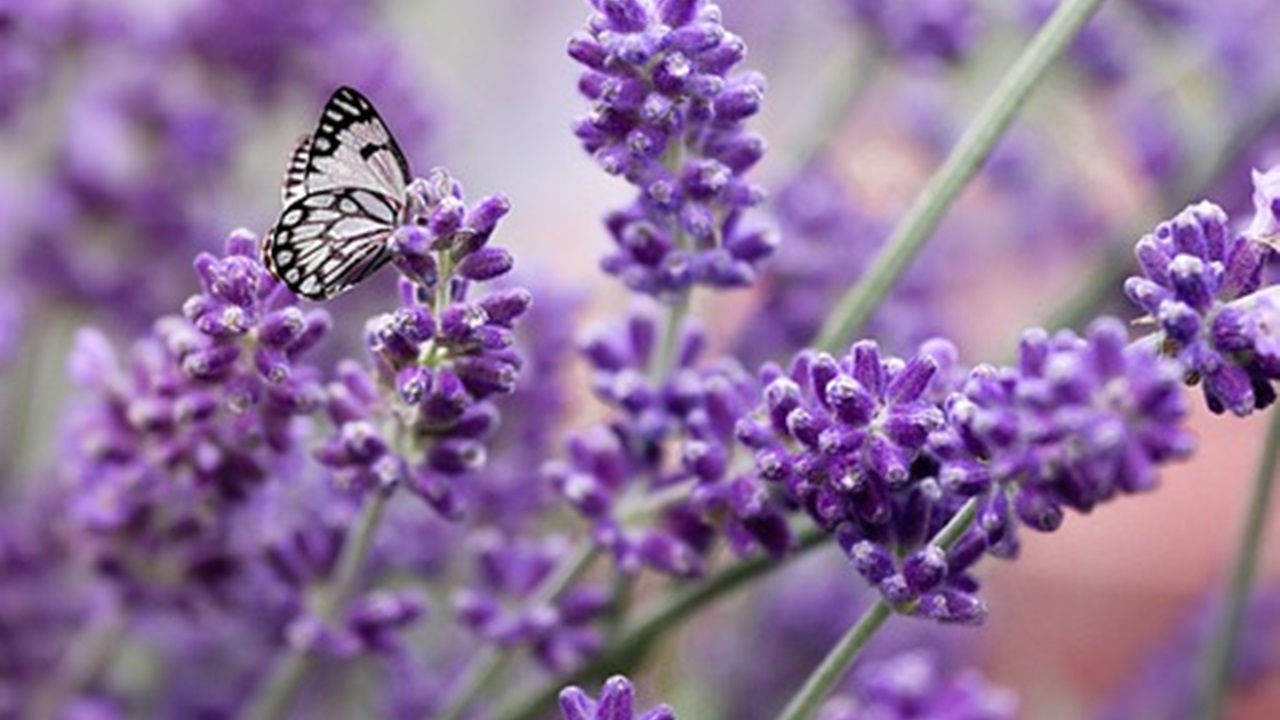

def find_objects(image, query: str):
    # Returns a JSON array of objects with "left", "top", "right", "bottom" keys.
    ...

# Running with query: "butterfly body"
[{"left": 263, "top": 86, "right": 412, "bottom": 300}]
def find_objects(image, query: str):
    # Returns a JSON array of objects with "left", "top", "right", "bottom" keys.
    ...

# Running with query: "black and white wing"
[
  {"left": 264, "top": 187, "right": 400, "bottom": 300},
  {"left": 263, "top": 86, "right": 412, "bottom": 300},
  {"left": 297, "top": 86, "right": 411, "bottom": 198}
]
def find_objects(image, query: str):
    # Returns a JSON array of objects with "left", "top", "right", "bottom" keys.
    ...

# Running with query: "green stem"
[
  {"left": 434, "top": 545, "right": 599, "bottom": 720},
  {"left": 650, "top": 290, "right": 691, "bottom": 386},
  {"left": 814, "top": 0, "right": 1107, "bottom": 353},
  {"left": 1197, "top": 407, "right": 1280, "bottom": 719},
  {"left": 772, "top": 497, "right": 979, "bottom": 720},
  {"left": 775, "top": 602, "right": 894, "bottom": 720},
  {"left": 240, "top": 492, "right": 390, "bottom": 720}
]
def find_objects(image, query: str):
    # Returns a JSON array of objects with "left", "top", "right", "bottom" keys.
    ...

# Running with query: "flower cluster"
[
  {"left": 1124, "top": 195, "right": 1274, "bottom": 415},
  {"left": 739, "top": 318, "right": 1192, "bottom": 622},
  {"left": 316, "top": 168, "right": 530, "bottom": 517},
  {"left": 570, "top": 0, "right": 776, "bottom": 294},
  {"left": 61, "top": 231, "right": 329, "bottom": 607}
]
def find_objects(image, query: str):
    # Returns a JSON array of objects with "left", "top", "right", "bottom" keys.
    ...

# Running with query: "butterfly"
[{"left": 262, "top": 86, "right": 412, "bottom": 300}]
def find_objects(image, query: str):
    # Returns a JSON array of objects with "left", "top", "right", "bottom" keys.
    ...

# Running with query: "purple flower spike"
[
  {"left": 742, "top": 340, "right": 943, "bottom": 535},
  {"left": 62, "top": 231, "right": 330, "bottom": 607},
  {"left": 739, "top": 339, "right": 992, "bottom": 614},
  {"left": 558, "top": 675, "right": 677, "bottom": 720},
  {"left": 952, "top": 318, "right": 1193, "bottom": 530},
  {"left": 1124, "top": 182, "right": 1279, "bottom": 415},
  {"left": 327, "top": 170, "right": 530, "bottom": 516},
  {"left": 572, "top": 0, "right": 775, "bottom": 295}
]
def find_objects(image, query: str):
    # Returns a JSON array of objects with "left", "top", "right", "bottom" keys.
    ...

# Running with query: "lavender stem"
[
  {"left": 815, "top": 0, "right": 1108, "bottom": 353},
  {"left": 772, "top": 497, "right": 979, "bottom": 720},
  {"left": 1198, "top": 407, "right": 1280, "bottom": 719}
]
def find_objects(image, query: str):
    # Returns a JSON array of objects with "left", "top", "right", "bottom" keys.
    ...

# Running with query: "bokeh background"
[{"left": 5, "top": 0, "right": 1280, "bottom": 718}]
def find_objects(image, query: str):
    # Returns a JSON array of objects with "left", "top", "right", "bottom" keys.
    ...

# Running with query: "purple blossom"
[
  {"left": 945, "top": 318, "right": 1193, "bottom": 532},
  {"left": 1123, "top": 195, "right": 1275, "bottom": 415},
  {"left": 559, "top": 675, "right": 676, "bottom": 720},
  {"left": 737, "top": 338, "right": 989, "bottom": 622},
  {"left": 317, "top": 168, "right": 530, "bottom": 516},
  {"left": 570, "top": 0, "right": 776, "bottom": 295},
  {"left": 61, "top": 231, "right": 328, "bottom": 608},
  {"left": 739, "top": 320, "right": 1191, "bottom": 622},
  {"left": 818, "top": 651, "right": 1017, "bottom": 720}
]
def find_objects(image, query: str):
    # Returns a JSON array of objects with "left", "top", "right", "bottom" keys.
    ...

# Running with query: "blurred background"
[{"left": 5, "top": 0, "right": 1280, "bottom": 717}]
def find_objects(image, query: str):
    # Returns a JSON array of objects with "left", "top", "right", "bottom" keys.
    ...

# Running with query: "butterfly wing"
[
  {"left": 264, "top": 187, "right": 400, "bottom": 300},
  {"left": 299, "top": 86, "right": 411, "bottom": 198}
]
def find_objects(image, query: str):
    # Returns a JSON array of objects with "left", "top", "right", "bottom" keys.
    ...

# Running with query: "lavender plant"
[{"left": 7, "top": 0, "right": 1280, "bottom": 719}]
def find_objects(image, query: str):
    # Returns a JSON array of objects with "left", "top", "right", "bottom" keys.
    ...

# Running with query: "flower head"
[
  {"left": 1124, "top": 193, "right": 1275, "bottom": 415},
  {"left": 570, "top": 0, "right": 775, "bottom": 295}
]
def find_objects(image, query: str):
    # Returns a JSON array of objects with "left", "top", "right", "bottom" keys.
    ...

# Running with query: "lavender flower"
[
  {"left": 1124, "top": 195, "right": 1275, "bottom": 415},
  {"left": 559, "top": 675, "right": 676, "bottom": 720},
  {"left": 738, "top": 338, "right": 989, "bottom": 622},
  {"left": 739, "top": 319, "right": 1190, "bottom": 622},
  {"left": 945, "top": 318, "right": 1194, "bottom": 531},
  {"left": 570, "top": 0, "right": 776, "bottom": 295},
  {"left": 818, "top": 651, "right": 1017, "bottom": 720},
  {"left": 317, "top": 168, "right": 530, "bottom": 516},
  {"left": 62, "top": 230, "right": 328, "bottom": 607}
]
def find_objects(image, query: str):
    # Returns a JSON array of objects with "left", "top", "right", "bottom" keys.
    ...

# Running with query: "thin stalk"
[
  {"left": 650, "top": 289, "right": 691, "bottom": 385},
  {"left": 772, "top": 497, "right": 979, "bottom": 720},
  {"left": 240, "top": 492, "right": 390, "bottom": 720},
  {"left": 1197, "top": 407, "right": 1280, "bottom": 719},
  {"left": 774, "top": 602, "right": 893, "bottom": 720},
  {"left": 814, "top": 0, "right": 1107, "bottom": 353}
]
